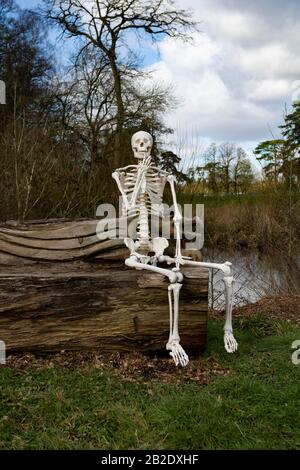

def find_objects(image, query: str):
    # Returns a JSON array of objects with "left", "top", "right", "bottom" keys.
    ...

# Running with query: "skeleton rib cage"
[{"left": 118, "top": 164, "right": 169, "bottom": 218}]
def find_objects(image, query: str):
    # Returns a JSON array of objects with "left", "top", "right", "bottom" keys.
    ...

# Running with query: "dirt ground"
[{"left": 213, "top": 294, "right": 300, "bottom": 327}]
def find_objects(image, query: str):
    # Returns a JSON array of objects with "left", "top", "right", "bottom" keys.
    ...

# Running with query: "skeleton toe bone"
[
  {"left": 167, "top": 340, "right": 189, "bottom": 367},
  {"left": 224, "top": 330, "right": 238, "bottom": 353}
]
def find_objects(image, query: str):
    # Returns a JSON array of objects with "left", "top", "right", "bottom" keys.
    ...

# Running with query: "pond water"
[{"left": 203, "top": 249, "right": 300, "bottom": 310}]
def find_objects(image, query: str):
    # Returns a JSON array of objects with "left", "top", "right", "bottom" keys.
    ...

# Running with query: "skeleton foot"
[
  {"left": 166, "top": 340, "right": 189, "bottom": 367},
  {"left": 224, "top": 330, "right": 238, "bottom": 353},
  {"left": 166, "top": 283, "right": 188, "bottom": 367}
]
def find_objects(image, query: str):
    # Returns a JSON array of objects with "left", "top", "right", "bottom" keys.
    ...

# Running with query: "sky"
[
  {"left": 147, "top": 0, "right": 300, "bottom": 159},
  {"left": 16, "top": 0, "right": 300, "bottom": 164}
]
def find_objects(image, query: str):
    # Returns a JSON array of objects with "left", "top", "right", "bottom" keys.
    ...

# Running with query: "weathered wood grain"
[
  {"left": 0, "top": 263, "right": 208, "bottom": 355},
  {"left": 0, "top": 218, "right": 201, "bottom": 263}
]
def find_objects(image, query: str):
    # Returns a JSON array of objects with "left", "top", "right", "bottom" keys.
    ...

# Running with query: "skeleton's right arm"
[
  {"left": 129, "top": 156, "right": 152, "bottom": 207},
  {"left": 128, "top": 167, "right": 145, "bottom": 207},
  {"left": 114, "top": 167, "right": 146, "bottom": 204},
  {"left": 112, "top": 171, "right": 130, "bottom": 209},
  {"left": 112, "top": 169, "right": 144, "bottom": 210},
  {"left": 113, "top": 159, "right": 150, "bottom": 209}
]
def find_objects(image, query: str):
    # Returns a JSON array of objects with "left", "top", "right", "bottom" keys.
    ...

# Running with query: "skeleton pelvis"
[
  {"left": 124, "top": 237, "right": 169, "bottom": 259},
  {"left": 134, "top": 239, "right": 151, "bottom": 255}
]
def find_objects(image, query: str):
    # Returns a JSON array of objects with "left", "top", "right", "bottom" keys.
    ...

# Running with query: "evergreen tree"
[
  {"left": 254, "top": 139, "right": 286, "bottom": 186},
  {"left": 280, "top": 102, "right": 300, "bottom": 147}
]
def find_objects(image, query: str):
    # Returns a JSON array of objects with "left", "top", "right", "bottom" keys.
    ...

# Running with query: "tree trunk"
[
  {"left": 0, "top": 262, "right": 208, "bottom": 355},
  {"left": 108, "top": 52, "right": 125, "bottom": 170}
]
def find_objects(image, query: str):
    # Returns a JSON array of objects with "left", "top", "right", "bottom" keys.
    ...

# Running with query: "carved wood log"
[
  {"left": 0, "top": 218, "right": 201, "bottom": 264},
  {"left": 0, "top": 262, "right": 208, "bottom": 355},
  {"left": 0, "top": 219, "right": 207, "bottom": 355}
]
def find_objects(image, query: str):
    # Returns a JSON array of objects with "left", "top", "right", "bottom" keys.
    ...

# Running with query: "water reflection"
[{"left": 203, "top": 249, "right": 300, "bottom": 309}]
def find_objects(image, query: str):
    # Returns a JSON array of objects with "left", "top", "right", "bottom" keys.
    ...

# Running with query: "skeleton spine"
[{"left": 137, "top": 192, "right": 149, "bottom": 248}]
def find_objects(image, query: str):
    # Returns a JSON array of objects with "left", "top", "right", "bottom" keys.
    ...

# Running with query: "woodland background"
[{"left": 0, "top": 0, "right": 299, "bottom": 257}]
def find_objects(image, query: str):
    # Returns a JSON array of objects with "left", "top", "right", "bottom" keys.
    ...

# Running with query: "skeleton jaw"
[{"left": 135, "top": 150, "right": 151, "bottom": 160}]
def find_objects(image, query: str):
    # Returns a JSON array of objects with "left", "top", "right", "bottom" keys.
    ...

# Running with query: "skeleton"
[{"left": 112, "top": 131, "right": 238, "bottom": 367}]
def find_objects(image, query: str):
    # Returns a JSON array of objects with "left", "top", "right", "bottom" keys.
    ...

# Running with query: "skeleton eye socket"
[{"left": 136, "top": 139, "right": 141, "bottom": 144}]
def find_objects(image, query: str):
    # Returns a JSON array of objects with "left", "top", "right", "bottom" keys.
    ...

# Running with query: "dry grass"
[{"left": 204, "top": 197, "right": 300, "bottom": 253}]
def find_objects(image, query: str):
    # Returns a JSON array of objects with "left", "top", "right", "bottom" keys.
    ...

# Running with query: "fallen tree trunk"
[
  {"left": 0, "top": 262, "right": 208, "bottom": 355},
  {"left": 0, "top": 218, "right": 208, "bottom": 355},
  {"left": 0, "top": 217, "right": 201, "bottom": 263}
]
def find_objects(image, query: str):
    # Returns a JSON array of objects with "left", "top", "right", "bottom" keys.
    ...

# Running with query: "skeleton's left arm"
[{"left": 167, "top": 175, "right": 182, "bottom": 269}]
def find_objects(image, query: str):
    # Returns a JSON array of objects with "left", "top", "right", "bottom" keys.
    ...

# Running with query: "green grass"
[{"left": 0, "top": 319, "right": 300, "bottom": 450}]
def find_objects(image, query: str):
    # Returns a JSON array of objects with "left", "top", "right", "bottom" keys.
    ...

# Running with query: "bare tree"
[
  {"left": 43, "top": 0, "right": 197, "bottom": 166},
  {"left": 202, "top": 143, "right": 220, "bottom": 193},
  {"left": 219, "top": 143, "right": 236, "bottom": 194},
  {"left": 53, "top": 47, "right": 176, "bottom": 171},
  {"left": 54, "top": 49, "right": 115, "bottom": 165},
  {"left": 232, "top": 148, "right": 254, "bottom": 194}
]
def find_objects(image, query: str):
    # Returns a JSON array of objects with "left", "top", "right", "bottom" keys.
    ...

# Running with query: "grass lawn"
[{"left": 0, "top": 315, "right": 300, "bottom": 450}]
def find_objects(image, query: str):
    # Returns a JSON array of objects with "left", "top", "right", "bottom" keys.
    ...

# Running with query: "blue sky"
[
  {"left": 17, "top": 0, "right": 40, "bottom": 9},
  {"left": 16, "top": 0, "right": 300, "bottom": 165}
]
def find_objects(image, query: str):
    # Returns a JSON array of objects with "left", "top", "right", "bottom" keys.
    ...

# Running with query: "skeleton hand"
[
  {"left": 175, "top": 255, "right": 193, "bottom": 265},
  {"left": 159, "top": 254, "right": 192, "bottom": 266},
  {"left": 138, "top": 155, "right": 152, "bottom": 174}
]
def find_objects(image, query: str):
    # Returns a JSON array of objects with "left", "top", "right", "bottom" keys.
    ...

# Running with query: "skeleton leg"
[
  {"left": 168, "top": 285, "right": 173, "bottom": 342},
  {"left": 166, "top": 283, "right": 189, "bottom": 367},
  {"left": 125, "top": 255, "right": 181, "bottom": 283},
  {"left": 125, "top": 255, "right": 188, "bottom": 366},
  {"left": 160, "top": 256, "right": 238, "bottom": 353},
  {"left": 223, "top": 273, "right": 237, "bottom": 353}
]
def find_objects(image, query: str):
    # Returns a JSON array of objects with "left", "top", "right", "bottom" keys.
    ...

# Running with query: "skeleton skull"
[{"left": 131, "top": 131, "right": 153, "bottom": 159}]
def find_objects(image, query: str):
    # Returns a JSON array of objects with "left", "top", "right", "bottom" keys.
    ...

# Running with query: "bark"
[
  {"left": 0, "top": 262, "right": 208, "bottom": 354},
  {"left": 108, "top": 53, "right": 125, "bottom": 169}
]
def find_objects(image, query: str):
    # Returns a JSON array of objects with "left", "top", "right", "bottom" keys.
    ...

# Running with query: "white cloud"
[
  {"left": 247, "top": 79, "right": 292, "bottom": 102},
  {"left": 147, "top": 0, "right": 300, "bottom": 159},
  {"left": 237, "top": 43, "right": 300, "bottom": 77},
  {"left": 204, "top": 9, "right": 266, "bottom": 43},
  {"left": 158, "top": 35, "right": 221, "bottom": 74}
]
